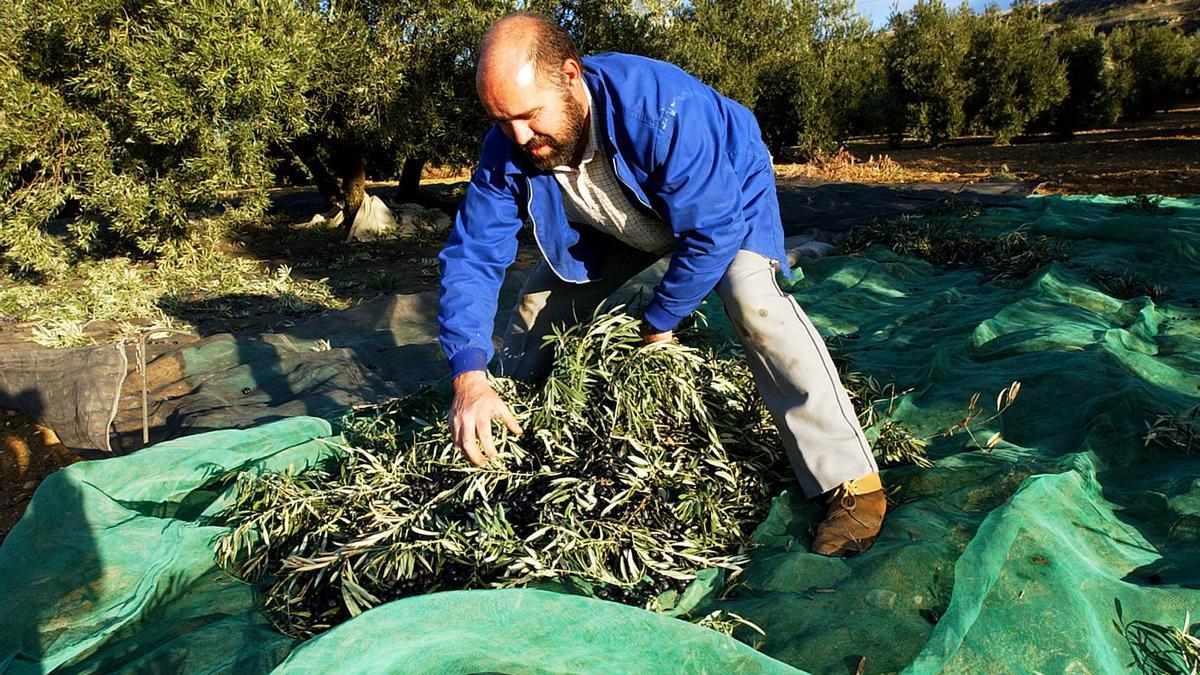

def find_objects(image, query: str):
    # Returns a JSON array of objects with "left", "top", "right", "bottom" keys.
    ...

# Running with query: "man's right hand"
[{"left": 449, "top": 370, "right": 524, "bottom": 467}]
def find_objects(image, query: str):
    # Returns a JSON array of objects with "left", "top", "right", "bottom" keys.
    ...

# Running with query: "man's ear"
[{"left": 561, "top": 57, "right": 583, "bottom": 87}]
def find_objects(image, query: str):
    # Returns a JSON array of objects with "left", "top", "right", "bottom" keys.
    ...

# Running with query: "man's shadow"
[{"left": 0, "top": 389, "right": 103, "bottom": 671}]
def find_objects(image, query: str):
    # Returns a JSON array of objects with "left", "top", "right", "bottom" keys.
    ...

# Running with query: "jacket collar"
[{"left": 501, "top": 146, "right": 536, "bottom": 177}]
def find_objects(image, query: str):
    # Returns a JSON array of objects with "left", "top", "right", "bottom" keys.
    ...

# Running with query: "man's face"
[{"left": 478, "top": 60, "right": 588, "bottom": 171}]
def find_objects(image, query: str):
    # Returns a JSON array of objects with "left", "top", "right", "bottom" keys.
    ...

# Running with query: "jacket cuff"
[
  {"left": 642, "top": 301, "right": 687, "bottom": 334},
  {"left": 448, "top": 348, "right": 489, "bottom": 378}
]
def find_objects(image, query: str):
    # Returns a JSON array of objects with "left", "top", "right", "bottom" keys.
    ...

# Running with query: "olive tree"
[
  {"left": 1109, "top": 24, "right": 1198, "bottom": 121},
  {"left": 883, "top": 0, "right": 972, "bottom": 145},
  {"left": 1, "top": 0, "right": 322, "bottom": 275},
  {"left": 1047, "top": 21, "right": 1122, "bottom": 135},
  {"left": 960, "top": 1, "right": 1067, "bottom": 143}
]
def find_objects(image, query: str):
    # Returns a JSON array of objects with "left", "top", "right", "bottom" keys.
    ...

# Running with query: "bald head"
[
  {"left": 477, "top": 13, "right": 580, "bottom": 91},
  {"left": 474, "top": 13, "right": 590, "bottom": 171}
]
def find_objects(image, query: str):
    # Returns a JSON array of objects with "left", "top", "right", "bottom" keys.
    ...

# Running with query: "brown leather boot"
[{"left": 811, "top": 473, "right": 886, "bottom": 557}]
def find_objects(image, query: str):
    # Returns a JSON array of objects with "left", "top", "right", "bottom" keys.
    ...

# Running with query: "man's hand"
[{"left": 449, "top": 370, "right": 523, "bottom": 467}]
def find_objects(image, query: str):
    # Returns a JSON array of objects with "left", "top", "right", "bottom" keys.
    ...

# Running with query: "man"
[{"left": 437, "top": 13, "right": 885, "bottom": 556}]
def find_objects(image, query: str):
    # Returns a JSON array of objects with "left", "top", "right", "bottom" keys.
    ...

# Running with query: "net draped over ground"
[{"left": 1, "top": 194, "right": 1197, "bottom": 673}]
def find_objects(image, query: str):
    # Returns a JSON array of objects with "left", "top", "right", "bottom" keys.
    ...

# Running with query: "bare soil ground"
[
  {"left": 3, "top": 102, "right": 1198, "bottom": 544},
  {"left": 0, "top": 411, "right": 83, "bottom": 542},
  {"left": 777, "top": 103, "right": 1200, "bottom": 197}
]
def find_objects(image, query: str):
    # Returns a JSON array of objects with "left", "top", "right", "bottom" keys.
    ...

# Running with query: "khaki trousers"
[{"left": 497, "top": 240, "right": 878, "bottom": 497}]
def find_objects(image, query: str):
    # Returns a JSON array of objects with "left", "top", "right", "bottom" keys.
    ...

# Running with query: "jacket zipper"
[
  {"left": 527, "top": 176, "right": 587, "bottom": 284},
  {"left": 609, "top": 148, "right": 663, "bottom": 221}
]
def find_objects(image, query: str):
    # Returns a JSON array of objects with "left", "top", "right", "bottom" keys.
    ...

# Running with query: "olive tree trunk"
[{"left": 396, "top": 155, "right": 426, "bottom": 204}]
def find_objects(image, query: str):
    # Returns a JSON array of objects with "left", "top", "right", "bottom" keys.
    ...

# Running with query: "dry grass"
[
  {"left": 1053, "top": 0, "right": 1200, "bottom": 29},
  {"left": 844, "top": 104, "right": 1200, "bottom": 197},
  {"left": 421, "top": 165, "right": 473, "bottom": 183},
  {"left": 0, "top": 230, "right": 347, "bottom": 348},
  {"left": 775, "top": 148, "right": 962, "bottom": 186}
]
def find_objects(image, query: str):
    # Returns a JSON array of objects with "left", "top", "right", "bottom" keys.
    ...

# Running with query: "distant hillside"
[{"left": 1047, "top": 0, "right": 1200, "bottom": 33}]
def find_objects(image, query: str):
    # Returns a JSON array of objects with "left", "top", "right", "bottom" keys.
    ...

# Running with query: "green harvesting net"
[{"left": 2, "top": 193, "right": 1199, "bottom": 673}]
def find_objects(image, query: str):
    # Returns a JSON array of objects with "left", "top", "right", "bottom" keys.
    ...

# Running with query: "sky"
[{"left": 858, "top": 0, "right": 1017, "bottom": 28}]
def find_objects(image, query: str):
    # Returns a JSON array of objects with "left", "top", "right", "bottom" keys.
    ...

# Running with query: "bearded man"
[{"left": 437, "top": 12, "right": 886, "bottom": 556}]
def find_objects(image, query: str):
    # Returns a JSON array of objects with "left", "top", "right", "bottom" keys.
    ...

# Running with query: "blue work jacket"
[{"left": 438, "top": 52, "right": 789, "bottom": 377}]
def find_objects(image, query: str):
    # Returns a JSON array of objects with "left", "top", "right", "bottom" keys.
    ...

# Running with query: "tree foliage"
[
  {"left": 374, "top": 0, "right": 512, "bottom": 201},
  {"left": 2, "top": 0, "right": 1198, "bottom": 276},
  {"left": 537, "top": 0, "right": 673, "bottom": 58},
  {"left": 1109, "top": 24, "right": 1198, "bottom": 121},
  {"left": 767, "top": 0, "right": 885, "bottom": 158},
  {"left": 284, "top": 2, "right": 407, "bottom": 213},
  {"left": 884, "top": 0, "right": 971, "bottom": 145},
  {"left": 664, "top": 0, "right": 803, "bottom": 108},
  {"left": 660, "top": 0, "right": 880, "bottom": 159},
  {"left": 1, "top": 0, "right": 320, "bottom": 275},
  {"left": 823, "top": 31, "right": 892, "bottom": 145},
  {"left": 1047, "top": 21, "right": 1122, "bottom": 134},
  {"left": 961, "top": 1, "right": 1067, "bottom": 143}
]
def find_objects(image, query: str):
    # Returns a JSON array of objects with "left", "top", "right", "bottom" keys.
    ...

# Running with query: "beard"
[{"left": 521, "top": 88, "right": 587, "bottom": 171}]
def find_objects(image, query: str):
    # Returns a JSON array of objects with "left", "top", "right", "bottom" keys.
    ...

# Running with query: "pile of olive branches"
[
  {"left": 216, "top": 310, "right": 788, "bottom": 637},
  {"left": 840, "top": 199, "right": 1068, "bottom": 282}
]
